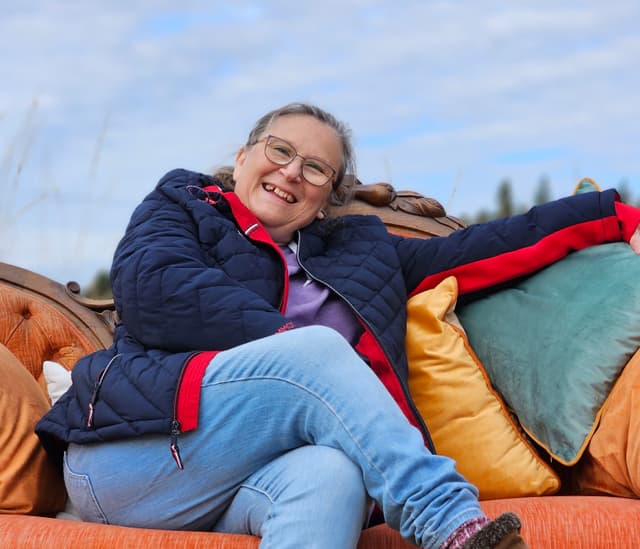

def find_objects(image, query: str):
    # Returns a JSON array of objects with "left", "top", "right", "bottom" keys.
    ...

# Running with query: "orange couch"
[
  {"left": 1, "top": 183, "right": 639, "bottom": 548},
  {"left": 0, "top": 495, "right": 638, "bottom": 548},
  {"left": 2, "top": 266, "right": 639, "bottom": 549}
]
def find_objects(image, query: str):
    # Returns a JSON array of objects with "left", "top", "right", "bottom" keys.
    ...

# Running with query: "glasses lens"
[
  {"left": 264, "top": 136, "right": 335, "bottom": 186},
  {"left": 302, "top": 161, "right": 333, "bottom": 186},
  {"left": 265, "top": 138, "right": 295, "bottom": 165}
]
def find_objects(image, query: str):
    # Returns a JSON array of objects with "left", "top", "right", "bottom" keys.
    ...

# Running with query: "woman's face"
[{"left": 233, "top": 114, "right": 343, "bottom": 244}]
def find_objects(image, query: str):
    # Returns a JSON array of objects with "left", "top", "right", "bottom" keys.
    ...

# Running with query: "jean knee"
[
  {"left": 296, "top": 325, "right": 351, "bottom": 352},
  {"left": 306, "top": 446, "right": 367, "bottom": 503},
  {"left": 281, "top": 326, "right": 356, "bottom": 365}
]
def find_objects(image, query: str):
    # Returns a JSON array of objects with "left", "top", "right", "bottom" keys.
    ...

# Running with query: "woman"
[{"left": 37, "top": 103, "right": 640, "bottom": 548}]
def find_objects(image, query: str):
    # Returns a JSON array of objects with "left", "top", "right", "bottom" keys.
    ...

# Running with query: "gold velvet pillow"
[
  {"left": 0, "top": 343, "right": 66, "bottom": 514},
  {"left": 406, "top": 277, "right": 559, "bottom": 499}
]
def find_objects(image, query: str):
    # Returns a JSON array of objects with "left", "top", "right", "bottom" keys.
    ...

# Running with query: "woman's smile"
[{"left": 262, "top": 183, "right": 297, "bottom": 204}]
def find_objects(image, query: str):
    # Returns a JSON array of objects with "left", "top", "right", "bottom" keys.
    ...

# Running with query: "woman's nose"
[{"left": 280, "top": 157, "right": 304, "bottom": 182}]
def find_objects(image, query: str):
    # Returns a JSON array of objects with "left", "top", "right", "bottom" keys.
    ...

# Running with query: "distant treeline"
[{"left": 460, "top": 176, "right": 638, "bottom": 225}]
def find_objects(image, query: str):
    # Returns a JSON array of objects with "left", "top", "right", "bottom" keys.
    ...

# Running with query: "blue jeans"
[{"left": 65, "top": 326, "right": 483, "bottom": 548}]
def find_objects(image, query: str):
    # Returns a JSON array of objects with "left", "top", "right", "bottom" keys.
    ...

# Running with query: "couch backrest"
[
  {"left": 327, "top": 179, "right": 466, "bottom": 238},
  {"left": 0, "top": 262, "right": 116, "bottom": 392}
]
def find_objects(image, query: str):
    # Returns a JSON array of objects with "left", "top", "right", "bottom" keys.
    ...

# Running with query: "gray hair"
[{"left": 214, "top": 102, "right": 356, "bottom": 205}]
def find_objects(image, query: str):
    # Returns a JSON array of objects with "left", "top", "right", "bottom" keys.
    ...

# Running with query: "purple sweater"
[{"left": 280, "top": 243, "right": 362, "bottom": 346}]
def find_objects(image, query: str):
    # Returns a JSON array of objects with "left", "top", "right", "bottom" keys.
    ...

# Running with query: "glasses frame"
[{"left": 259, "top": 135, "right": 337, "bottom": 187}]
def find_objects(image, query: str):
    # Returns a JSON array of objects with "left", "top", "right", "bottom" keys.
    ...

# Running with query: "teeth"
[{"left": 264, "top": 183, "right": 295, "bottom": 203}]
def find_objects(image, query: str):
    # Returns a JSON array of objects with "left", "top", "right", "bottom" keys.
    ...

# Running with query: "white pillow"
[
  {"left": 42, "top": 360, "right": 72, "bottom": 405},
  {"left": 42, "top": 360, "right": 82, "bottom": 521}
]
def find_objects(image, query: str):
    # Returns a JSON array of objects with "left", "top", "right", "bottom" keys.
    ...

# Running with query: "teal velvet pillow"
[{"left": 457, "top": 242, "right": 640, "bottom": 464}]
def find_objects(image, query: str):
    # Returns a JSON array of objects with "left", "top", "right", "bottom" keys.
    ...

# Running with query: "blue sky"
[{"left": 2, "top": 1, "right": 640, "bottom": 287}]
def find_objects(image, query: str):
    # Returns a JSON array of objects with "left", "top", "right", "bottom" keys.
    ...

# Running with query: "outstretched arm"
[
  {"left": 616, "top": 201, "right": 640, "bottom": 254},
  {"left": 396, "top": 189, "right": 640, "bottom": 297},
  {"left": 631, "top": 227, "right": 640, "bottom": 254}
]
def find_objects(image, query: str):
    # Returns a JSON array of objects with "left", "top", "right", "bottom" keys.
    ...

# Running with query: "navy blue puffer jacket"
[{"left": 37, "top": 169, "right": 635, "bottom": 467}]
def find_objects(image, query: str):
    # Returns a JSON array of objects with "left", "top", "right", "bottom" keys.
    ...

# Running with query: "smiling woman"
[
  {"left": 231, "top": 114, "right": 342, "bottom": 244},
  {"left": 36, "top": 101, "right": 640, "bottom": 549}
]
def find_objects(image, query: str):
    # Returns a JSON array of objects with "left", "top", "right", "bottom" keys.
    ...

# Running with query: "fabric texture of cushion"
[
  {"left": 457, "top": 242, "right": 640, "bottom": 464},
  {"left": 0, "top": 343, "right": 66, "bottom": 514},
  {"left": 573, "top": 346, "right": 640, "bottom": 497},
  {"left": 405, "top": 277, "right": 559, "bottom": 499}
]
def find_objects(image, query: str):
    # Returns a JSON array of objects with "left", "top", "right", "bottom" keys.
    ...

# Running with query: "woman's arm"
[
  {"left": 631, "top": 227, "right": 640, "bottom": 254},
  {"left": 616, "top": 201, "right": 640, "bottom": 253},
  {"left": 111, "top": 171, "right": 292, "bottom": 352},
  {"left": 396, "top": 189, "right": 640, "bottom": 297}
]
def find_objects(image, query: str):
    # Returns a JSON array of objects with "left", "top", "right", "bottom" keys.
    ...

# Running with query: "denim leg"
[
  {"left": 213, "top": 445, "right": 369, "bottom": 549},
  {"left": 66, "top": 326, "right": 483, "bottom": 548}
]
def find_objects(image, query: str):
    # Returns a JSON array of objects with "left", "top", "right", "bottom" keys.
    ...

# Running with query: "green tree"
[
  {"left": 496, "top": 179, "right": 514, "bottom": 219},
  {"left": 84, "top": 269, "right": 112, "bottom": 299},
  {"left": 533, "top": 175, "right": 552, "bottom": 205}
]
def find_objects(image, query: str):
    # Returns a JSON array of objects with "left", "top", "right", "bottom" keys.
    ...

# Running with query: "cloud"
[{"left": 1, "top": 0, "right": 639, "bottom": 285}]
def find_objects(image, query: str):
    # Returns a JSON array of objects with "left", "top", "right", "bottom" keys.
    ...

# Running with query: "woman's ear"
[
  {"left": 232, "top": 147, "right": 246, "bottom": 181},
  {"left": 316, "top": 208, "right": 328, "bottom": 220}
]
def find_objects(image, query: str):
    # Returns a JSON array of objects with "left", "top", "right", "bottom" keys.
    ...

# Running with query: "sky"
[{"left": 2, "top": 1, "right": 640, "bottom": 288}]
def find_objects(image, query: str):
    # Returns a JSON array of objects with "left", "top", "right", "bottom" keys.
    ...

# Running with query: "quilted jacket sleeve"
[
  {"left": 396, "top": 189, "right": 631, "bottom": 297},
  {"left": 110, "top": 170, "right": 292, "bottom": 352}
]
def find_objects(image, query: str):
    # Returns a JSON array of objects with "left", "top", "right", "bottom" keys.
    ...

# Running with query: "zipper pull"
[
  {"left": 169, "top": 420, "right": 184, "bottom": 470},
  {"left": 86, "top": 354, "right": 122, "bottom": 430},
  {"left": 86, "top": 402, "right": 95, "bottom": 428},
  {"left": 86, "top": 380, "right": 101, "bottom": 428}
]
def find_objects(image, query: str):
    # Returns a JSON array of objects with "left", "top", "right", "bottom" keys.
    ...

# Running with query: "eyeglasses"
[{"left": 260, "top": 135, "right": 337, "bottom": 187}]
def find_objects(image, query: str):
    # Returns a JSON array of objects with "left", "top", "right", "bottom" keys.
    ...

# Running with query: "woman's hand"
[{"left": 630, "top": 224, "right": 640, "bottom": 255}]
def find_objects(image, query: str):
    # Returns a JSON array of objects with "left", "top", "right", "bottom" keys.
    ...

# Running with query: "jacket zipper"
[
  {"left": 169, "top": 352, "right": 198, "bottom": 470},
  {"left": 86, "top": 353, "right": 122, "bottom": 429},
  {"left": 293, "top": 233, "right": 436, "bottom": 452},
  {"left": 169, "top": 419, "right": 183, "bottom": 470},
  {"left": 293, "top": 234, "right": 371, "bottom": 338}
]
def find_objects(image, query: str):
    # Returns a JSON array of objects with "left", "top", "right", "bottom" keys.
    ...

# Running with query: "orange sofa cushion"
[
  {"left": 1, "top": 496, "right": 639, "bottom": 548},
  {"left": 573, "top": 346, "right": 640, "bottom": 497},
  {"left": 482, "top": 496, "right": 640, "bottom": 548},
  {"left": 0, "top": 343, "right": 66, "bottom": 514}
]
